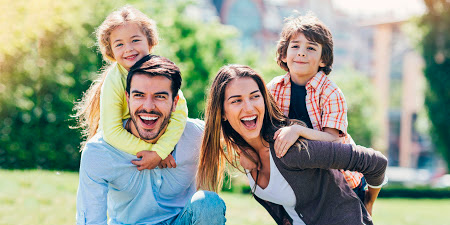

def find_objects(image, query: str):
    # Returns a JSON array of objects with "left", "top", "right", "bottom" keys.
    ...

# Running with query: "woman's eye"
[
  {"left": 115, "top": 43, "right": 123, "bottom": 48},
  {"left": 251, "top": 94, "right": 261, "bottom": 99},
  {"left": 307, "top": 46, "right": 316, "bottom": 51},
  {"left": 231, "top": 99, "right": 241, "bottom": 104},
  {"left": 132, "top": 39, "right": 141, "bottom": 43}
]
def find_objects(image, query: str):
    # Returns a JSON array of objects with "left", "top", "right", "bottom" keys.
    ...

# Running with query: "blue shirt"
[{"left": 76, "top": 119, "right": 204, "bottom": 225}]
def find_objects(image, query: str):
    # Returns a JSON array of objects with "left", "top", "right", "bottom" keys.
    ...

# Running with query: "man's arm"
[{"left": 76, "top": 148, "right": 109, "bottom": 225}]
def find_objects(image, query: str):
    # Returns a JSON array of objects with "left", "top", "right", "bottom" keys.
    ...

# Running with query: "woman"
[{"left": 197, "top": 65, "right": 387, "bottom": 225}]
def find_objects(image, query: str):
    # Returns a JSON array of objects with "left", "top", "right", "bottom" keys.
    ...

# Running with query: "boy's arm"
[
  {"left": 274, "top": 125, "right": 340, "bottom": 158},
  {"left": 321, "top": 88, "right": 349, "bottom": 142}
]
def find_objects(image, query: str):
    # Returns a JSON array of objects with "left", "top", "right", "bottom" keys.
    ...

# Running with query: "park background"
[{"left": 0, "top": 0, "right": 449, "bottom": 224}]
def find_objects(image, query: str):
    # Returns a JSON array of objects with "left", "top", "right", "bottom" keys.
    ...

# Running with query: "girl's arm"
[{"left": 100, "top": 68, "right": 186, "bottom": 162}]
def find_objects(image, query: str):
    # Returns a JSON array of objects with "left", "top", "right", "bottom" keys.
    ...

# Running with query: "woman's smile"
[{"left": 223, "top": 77, "right": 265, "bottom": 143}]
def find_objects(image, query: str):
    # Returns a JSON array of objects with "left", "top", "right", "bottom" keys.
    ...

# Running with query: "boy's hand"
[
  {"left": 274, "top": 125, "right": 301, "bottom": 158},
  {"left": 158, "top": 154, "right": 176, "bottom": 168},
  {"left": 131, "top": 150, "right": 162, "bottom": 171}
]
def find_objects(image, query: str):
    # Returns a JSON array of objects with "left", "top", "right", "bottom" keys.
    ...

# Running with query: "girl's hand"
[
  {"left": 131, "top": 150, "right": 162, "bottom": 171},
  {"left": 273, "top": 125, "right": 301, "bottom": 158},
  {"left": 159, "top": 154, "right": 177, "bottom": 168}
]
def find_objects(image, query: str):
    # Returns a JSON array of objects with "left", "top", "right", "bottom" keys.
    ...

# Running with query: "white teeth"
[
  {"left": 241, "top": 116, "right": 256, "bottom": 121},
  {"left": 140, "top": 116, "right": 158, "bottom": 121}
]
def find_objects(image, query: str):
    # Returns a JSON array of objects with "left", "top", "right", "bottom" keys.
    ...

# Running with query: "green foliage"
[
  {"left": 0, "top": 0, "right": 247, "bottom": 170},
  {"left": 137, "top": 0, "right": 241, "bottom": 118},
  {"left": 331, "top": 68, "right": 380, "bottom": 147},
  {"left": 0, "top": 0, "right": 121, "bottom": 170},
  {"left": 419, "top": 0, "right": 450, "bottom": 170}
]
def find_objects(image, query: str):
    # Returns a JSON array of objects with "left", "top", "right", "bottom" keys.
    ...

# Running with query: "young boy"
[{"left": 267, "top": 14, "right": 376, "bottom": 207}]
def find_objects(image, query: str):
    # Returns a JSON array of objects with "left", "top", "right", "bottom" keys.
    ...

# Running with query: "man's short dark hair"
[{"left": 126, "top": 55, "right": 182, "bottom": 99}]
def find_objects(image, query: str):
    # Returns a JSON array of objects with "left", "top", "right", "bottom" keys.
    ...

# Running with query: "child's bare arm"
[{"left": 274, "top": 125, "right": 341, "bottom": 158}]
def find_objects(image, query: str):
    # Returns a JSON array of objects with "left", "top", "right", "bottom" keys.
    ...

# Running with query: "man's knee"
[{"left": 190, "top": 190, "right": 226, "bottom": 213}]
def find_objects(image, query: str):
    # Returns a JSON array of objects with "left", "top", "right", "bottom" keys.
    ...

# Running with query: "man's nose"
[{"left": 142, "top": 97, "right": 156, "bottom": 110}]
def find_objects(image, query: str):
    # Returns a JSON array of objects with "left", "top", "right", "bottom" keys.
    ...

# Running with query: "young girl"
[{"left": 74, "top": 5, "right": 187, "bottom": 170}]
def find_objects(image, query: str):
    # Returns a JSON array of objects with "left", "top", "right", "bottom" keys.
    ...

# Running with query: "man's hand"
[
  {"left": 131, "top": 150, "right": 162, "bottom": 171},
  {"left": 158, "top": 154, "right": 177, "bottom": 168},
  {"left": 273, "top": 125, "right": 301, "bottom": 158}
]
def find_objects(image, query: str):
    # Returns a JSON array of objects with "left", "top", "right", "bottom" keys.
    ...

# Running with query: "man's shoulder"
[
  {"left": 80, "top": 134, "right": 119, "bottom": 166},
  {"left": 184, "top": 118, "right": 205, "bottom": 135}
]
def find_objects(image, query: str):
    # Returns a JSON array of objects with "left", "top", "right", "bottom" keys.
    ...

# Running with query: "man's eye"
[{"left": 307, "top": 47, "right": 316, "bottom": 51}]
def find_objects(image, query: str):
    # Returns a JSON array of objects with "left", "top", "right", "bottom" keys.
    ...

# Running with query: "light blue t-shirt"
[{"left": 76, "top": 119, "right": 204, "bottom": 225}]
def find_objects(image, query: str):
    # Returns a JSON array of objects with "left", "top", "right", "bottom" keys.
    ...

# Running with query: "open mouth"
[
  {"left": 139, "top": 115, "right": 158, "bottom": 127},
  {"left": 241, "top": 115, "right": 257, "bottom": 129},
  {"left": 124, "top": 54, "right": 138, "bottom": 61}
]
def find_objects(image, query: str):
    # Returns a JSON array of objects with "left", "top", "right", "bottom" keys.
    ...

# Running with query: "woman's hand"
[
  {"left": 364, "top": 186, "right": 381, "bottom": 216},
  {"left": 273, "top": 125, "right": 301, "bottom": 158}
]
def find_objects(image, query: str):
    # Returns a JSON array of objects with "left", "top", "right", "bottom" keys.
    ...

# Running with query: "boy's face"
[
  {"left": 282, "top": 33, "right": 326, "bottom": 85},
  {"left": 110, "top": 23, "right": 151, "bottom": 71}
]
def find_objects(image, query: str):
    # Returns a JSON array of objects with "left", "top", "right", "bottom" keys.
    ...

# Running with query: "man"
[{"left": 76, "top": 55, "right": 226, "bottom": 225}]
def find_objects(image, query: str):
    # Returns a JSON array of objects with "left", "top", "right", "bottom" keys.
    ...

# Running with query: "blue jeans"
[
  {"left": 171, "top": 190, "right": 226, "bottom": 225},
  {"left": 352, "top": 177, "right": 367, "bottom": 203}
]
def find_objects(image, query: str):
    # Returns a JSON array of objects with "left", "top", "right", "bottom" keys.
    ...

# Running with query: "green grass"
[{"left": 1, "top": 170, "right": 450, "bottom": 225}]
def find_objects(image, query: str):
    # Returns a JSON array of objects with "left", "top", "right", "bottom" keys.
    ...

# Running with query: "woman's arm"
[{"left": 279, "top": 140, "right": 387, "bottom": 186}]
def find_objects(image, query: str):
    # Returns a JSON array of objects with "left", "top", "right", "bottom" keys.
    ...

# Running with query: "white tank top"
[{"left": 246, "top": 151, "right": 306, "bottom": 225}]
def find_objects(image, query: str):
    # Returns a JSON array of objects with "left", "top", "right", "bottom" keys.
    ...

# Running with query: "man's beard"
[{"left": 130, "top": 107, "right": 172, "bottom": 141}]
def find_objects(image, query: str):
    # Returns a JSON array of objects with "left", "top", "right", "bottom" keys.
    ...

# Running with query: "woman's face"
[{"left": 223, "top": 77, "right": 265, "bottom": 144}]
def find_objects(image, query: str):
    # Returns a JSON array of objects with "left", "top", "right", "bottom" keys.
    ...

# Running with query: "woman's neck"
[{"left": 245, "top": 136, "right": 270, "bottom": 154}]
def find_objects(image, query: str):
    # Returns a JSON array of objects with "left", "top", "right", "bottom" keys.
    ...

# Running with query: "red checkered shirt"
[{"left": 267, "top": 71, "right": 363, "bottom": 189}]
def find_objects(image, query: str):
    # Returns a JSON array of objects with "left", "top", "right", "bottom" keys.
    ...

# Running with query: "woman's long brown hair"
[{"left": 197, "top": 65, "right": 291, "bottom": 192}]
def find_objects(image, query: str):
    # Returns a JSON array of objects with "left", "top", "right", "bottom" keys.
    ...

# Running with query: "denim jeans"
[
  {"left": 170, "top": 190, "right": 226, "bottom": 225},
  {"left": 352, "top": 177, "right": 367, "bottom": 203}
]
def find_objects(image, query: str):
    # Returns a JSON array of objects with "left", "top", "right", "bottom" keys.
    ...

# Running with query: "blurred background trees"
[
  {"left": 419, "top": 0, "right": 450, "bottom": 170},
  {"left": 0, "top": 0, "right": 389, "bottom": 170}
]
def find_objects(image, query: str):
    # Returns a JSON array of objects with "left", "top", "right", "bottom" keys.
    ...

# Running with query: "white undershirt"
[{"left": 246, "top": 151, "right": 306, "bottom": 225}]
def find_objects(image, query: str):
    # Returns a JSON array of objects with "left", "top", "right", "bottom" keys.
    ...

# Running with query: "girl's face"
[
  {"left": 223, "top": 77, "right": 265, "bottom": 144},
  {"left": 110, "top": 23, "right": 151, "bottom": 71}
]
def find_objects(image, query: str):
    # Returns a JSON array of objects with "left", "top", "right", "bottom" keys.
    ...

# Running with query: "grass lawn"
[{"left": 1, "top": 170, "right": 450, "bottom": 225}]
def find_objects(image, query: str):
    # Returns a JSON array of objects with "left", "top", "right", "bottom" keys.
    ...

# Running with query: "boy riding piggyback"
[{"left": 268, "top": 13, "right": 373, "bottom": 207}]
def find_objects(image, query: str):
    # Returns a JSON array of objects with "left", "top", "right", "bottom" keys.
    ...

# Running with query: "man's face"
[{"left": 126, "top": 74, "right": 178, "bottom": 142}]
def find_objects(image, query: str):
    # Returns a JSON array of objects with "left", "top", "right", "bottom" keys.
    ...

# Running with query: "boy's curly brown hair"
[{"left": 276, "top": 13, "right": 333, "bottom": 75}]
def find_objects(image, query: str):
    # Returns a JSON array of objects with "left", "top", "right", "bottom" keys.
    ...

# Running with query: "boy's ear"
[{"left": 319, "top": 60, "right": 326, "bottom": 68}]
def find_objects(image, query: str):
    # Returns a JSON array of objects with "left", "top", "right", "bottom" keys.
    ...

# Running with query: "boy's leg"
[
  {"left": 172, "top": 190, "right": 226, "bottom": 225},
  {"left": 352, "top": 177, "right": 367, "bottom": 202}
]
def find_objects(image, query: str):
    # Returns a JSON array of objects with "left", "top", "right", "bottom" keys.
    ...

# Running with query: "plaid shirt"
[{"left": 267, "top": 71, "right": 363, "bottom": 189}]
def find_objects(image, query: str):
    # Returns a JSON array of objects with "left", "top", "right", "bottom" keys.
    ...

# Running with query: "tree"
[
  {"left": 331, "top": 68, "right": 380, "bottom": 148},
  {"left": 0, "top": 0, "right": 243, "bottom": 170},
  {"left": 419, "top": 0, "right": 450, "bottom": 170}
]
